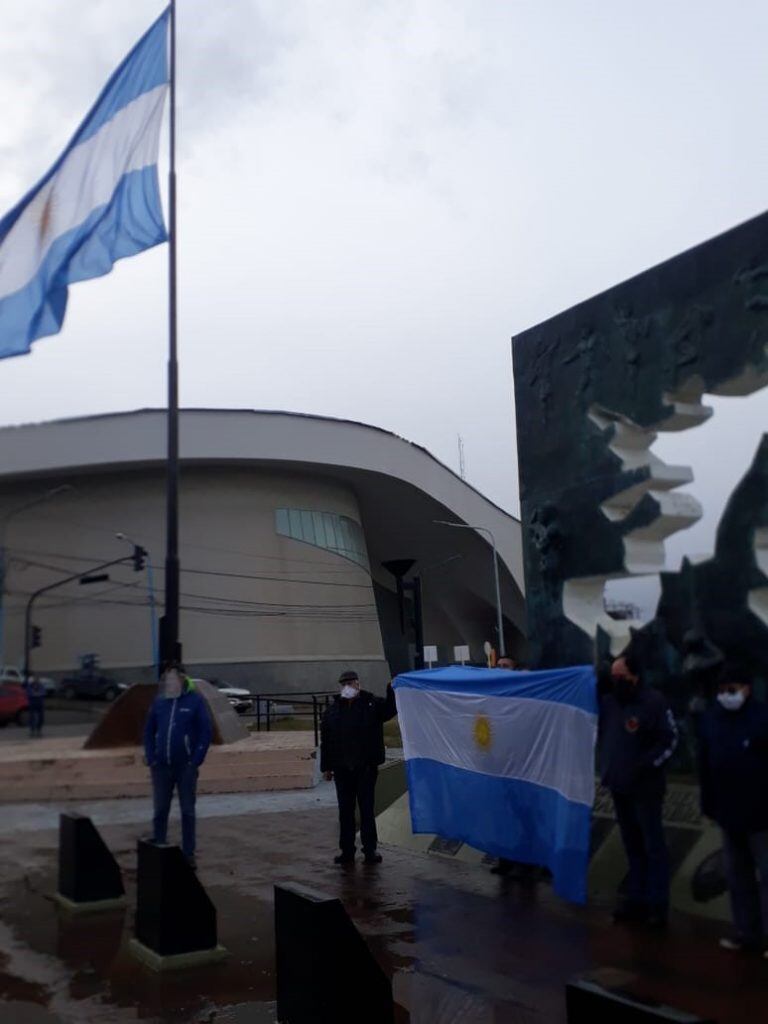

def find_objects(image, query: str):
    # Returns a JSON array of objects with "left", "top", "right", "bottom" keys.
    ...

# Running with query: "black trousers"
[
  {"left": 334, "top": 766, "right": 378, "bottom": 856},
  {"left": 612, "top": 790, "right": 670, "bottom": 911}
]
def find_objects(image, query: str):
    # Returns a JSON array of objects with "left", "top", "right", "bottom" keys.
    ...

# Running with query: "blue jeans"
[
  {"left": 612, "top": 791, "right": 670, "bottom": 911},
  {"left": 28, "top": 702, "right": 44, "bottom": 737},
  {"left": 722, "top": 828, "right": 768, "bottom": 945},
  {"left": 151, "top": 762, "right": 198, "bottom": 858}
]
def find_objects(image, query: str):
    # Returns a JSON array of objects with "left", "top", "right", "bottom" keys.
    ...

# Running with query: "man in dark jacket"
[
  {"left": 24, "top": 678, "right": 46, "bottom": 738},
  {"left": 320, "top": 670, "right": 397, "bottom": 865},
  {"left": 143, "top": 664, "right": 212, "bottom": 868},
  {"left": 698, "top": 663, "right": 768, "bottom": 955},
  {"left": 599, "top": 651, "right": 678, "bottom": 927}
]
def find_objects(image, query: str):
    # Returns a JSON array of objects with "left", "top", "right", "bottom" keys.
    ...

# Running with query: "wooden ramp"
[{"left": 0, "top": 732, "right": 317, "bottom": 802}]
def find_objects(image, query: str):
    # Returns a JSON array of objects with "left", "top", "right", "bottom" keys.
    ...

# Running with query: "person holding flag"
[
  {"left": 598, "top": 651, "right": 678, "bottom": 928},
  {"left": 393, "top": 663, "right": 598, "bottom": 904}
]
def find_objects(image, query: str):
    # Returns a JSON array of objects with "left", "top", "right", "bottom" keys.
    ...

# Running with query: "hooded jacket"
[
  {"left": 143, "top": 679, "right": 212, "bottom": 768},
  {"left": 320, "top": 685, "right": 397, "bottom": 772},
  {"left": 598, "top": 683, "right": 678, "bottom": 797},
  {"left": 698, "top": 697, "right": 768, "bottom": 833}
]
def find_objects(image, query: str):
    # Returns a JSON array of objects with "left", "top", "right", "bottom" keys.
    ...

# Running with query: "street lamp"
[
  {"left": 116, "top": 532, "right": 159, "bottom": 673},
  {"left": 433, "top": 520, "right": 506, "bottom": 657},
  {"left": 0, "top": 484, "right": 73, "bottom": 666}
]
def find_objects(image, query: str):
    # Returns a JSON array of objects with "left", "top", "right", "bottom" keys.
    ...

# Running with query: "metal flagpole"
[{"left": 161, "top": 0, "right": 181, "bottom": 668}]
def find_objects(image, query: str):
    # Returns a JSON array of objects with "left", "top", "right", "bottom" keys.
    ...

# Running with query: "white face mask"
[
  {"left": 161, "top": 670, "right": 183, "bottom": 699},
  {"left": 340, "top": 685, "right": 359, "bottom": 700},
  {"left": 717, "top": 691, "right": 746, "bottom": 712}
]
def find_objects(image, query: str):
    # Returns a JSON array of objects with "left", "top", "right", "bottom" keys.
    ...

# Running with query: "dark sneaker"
[
  {"left": 334, "top": 854, "right": 355, "bottom": 865},
  {"left": 363, "top": 853, "right": 382, "bottom": 865},
  {"left": 490, "top": 859, "right": 513, "bottom": 876},
  {"left": 645, "top": 910, "right": 668, "bottom": 931},
  {"left": 612, "top": 903, "right": 648, "bottom": 924},
  {"left": 719, "top": 936, "right": 762, "bottom": 953}
]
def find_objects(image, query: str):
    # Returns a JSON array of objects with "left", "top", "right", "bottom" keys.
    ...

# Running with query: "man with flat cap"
[{"left": 320, "top": 670, "right": 397, "bottom": 865}]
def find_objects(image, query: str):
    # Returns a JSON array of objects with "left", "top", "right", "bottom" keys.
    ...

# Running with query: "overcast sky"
[{"left": 1, "top": 1, "right": 767, "bottom": 584}]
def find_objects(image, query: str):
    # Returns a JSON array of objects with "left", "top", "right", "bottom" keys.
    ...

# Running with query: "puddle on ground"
[
  {"left": 0, "top": 870, "right": 560, "bottom": 1023},
  {"left": 0, "top": 953, "right": 49, "bottom": 1007},
  {"left": 0, "top": 876, "right": 282, "bottom": 1022},
  {"left": 0, "top": 865, "right": 756, "bottom": 1024}
]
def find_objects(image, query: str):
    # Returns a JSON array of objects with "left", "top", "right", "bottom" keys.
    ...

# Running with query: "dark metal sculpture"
[{"left": 513, "top": 211, "right": 768, "bottom": 673}]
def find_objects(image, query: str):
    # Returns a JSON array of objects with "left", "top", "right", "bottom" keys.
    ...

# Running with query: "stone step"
[
  {"left": 0, "top": 745, "right": 315, "bottom": 774},
  {"left": 2, "top": 771, "right": 315, "bottom": 803},
  {"left": 0, "top": 734, "right": 317, "bottom": 802},
  {"left": 0, "top": 756, "right": 313, "bottom": 781},
  {"left": 0, "top": 768, "right": 315, "bottom": 794}
]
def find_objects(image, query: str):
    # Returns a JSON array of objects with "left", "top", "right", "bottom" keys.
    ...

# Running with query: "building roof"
[{"left": 0, "top": 408, "right": 524, "bottom": 592}]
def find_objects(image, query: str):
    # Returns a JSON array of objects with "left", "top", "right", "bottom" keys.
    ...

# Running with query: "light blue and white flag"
[
  {"left": 0, "top": 10, "right": 170, "bottom": 359},
  {"left": 393, "top": 665, "right": 598, "bottom": 903}
]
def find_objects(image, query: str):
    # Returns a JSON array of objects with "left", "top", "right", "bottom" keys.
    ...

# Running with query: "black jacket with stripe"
[{"left": 598, "top": 684, "right": 678, "bottom": 797}]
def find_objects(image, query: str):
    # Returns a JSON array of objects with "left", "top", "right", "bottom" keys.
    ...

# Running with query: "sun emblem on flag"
[
  {"left": 473, "top": 714, "right": 492, "bottom": 751},
  {"left": 38, "top": 191, "right": 56, "bottom": 243}
]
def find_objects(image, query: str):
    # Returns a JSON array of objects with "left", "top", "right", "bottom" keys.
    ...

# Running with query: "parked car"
[
  {"left": 193, "top": 678, "right": 253, "bottom": 715},
  {"left": 35, "top": 675, "right": 59, "bottom": 696},
  {"left": 0, "top": 666, "right": 57, "bottom": 695},
  {"left": 0, "top": 683, "right": 28, "bottom": 726},
  {"left": 59, "top": 672, "right": 126, "bottom": 702}
]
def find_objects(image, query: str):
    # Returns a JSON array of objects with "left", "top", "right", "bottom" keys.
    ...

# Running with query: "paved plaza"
[{"left": 0, "top": 787, "right": 764, "bottom": 1023}]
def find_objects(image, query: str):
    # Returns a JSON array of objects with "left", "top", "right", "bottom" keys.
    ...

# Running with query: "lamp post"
[
  {"left": 433, "top": 520, "right": 506, "bottom": 657},
  {"left": 0, "top": 485, "right": 73, "bottom": 667},
  {"left": 115, "top": 533, "right": 159, "bottom": 674}
]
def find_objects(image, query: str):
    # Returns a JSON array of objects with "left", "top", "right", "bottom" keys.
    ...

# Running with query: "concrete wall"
[
  {"left": 1, "top": 467, "right": 388, "bottom": 687},
  {"left": 0, "top": 410, "right": 527, "bottom": 689}
]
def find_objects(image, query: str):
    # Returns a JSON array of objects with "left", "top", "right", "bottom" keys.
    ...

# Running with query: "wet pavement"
[{"left": 0, "top": 791, "right": 764, "bottom": 1023}]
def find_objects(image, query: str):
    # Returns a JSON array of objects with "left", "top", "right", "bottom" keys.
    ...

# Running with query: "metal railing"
[{"left": 229, "top": 690, "right": 336, "bottom": 746}]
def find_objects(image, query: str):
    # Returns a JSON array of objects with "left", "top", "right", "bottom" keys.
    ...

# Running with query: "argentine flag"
[
  {"left": 393, "top": 665, "right": 598, "bottom": 903},
  {"left": 0, "top": 10, "right": 170, "bottom": 359}
]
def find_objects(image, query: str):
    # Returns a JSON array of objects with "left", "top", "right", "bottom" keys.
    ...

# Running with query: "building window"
[{"left": 275, "top": 507, "right": 369, "bottom": 568}]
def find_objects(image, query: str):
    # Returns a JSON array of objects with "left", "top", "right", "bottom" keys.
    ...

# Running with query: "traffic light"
[
  {"left": 132, "top": 545, "right": 147, "bottom": 572},
  {"left": 31, "top": 626, "right": 42, "bottom": 649}
]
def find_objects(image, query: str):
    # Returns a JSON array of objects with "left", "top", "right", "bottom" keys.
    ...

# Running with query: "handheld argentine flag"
[
  {"left": 0, "top": 10, "right": 170, "bottom": 359},
  {"left": 393, "top": 665, "right": 598, "bottom": 903}
]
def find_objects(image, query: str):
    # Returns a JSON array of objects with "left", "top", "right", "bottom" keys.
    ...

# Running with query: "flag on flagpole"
[
  {"left": 393, "top": 665, "right": 598, "bottom": 903},
  {"left": 0, "top": 9, "right": 170, "bottom": 359}
]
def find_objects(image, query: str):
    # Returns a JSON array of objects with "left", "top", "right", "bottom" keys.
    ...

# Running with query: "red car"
[{"left": 0, "top": 683, "right": 29, "bottom": 727}]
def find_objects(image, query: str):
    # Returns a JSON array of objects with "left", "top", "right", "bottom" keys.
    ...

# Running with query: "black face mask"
[{"left": 613, "top": 678, "right": 637, "bottom": 704}]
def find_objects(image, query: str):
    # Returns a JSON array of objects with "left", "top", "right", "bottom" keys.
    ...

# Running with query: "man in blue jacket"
[
  {"left": 599, "top": 650, "right": 678, "bottom": 927},
  {"left": 698, "top": 663, "right": 768, "bottom": 956},
  {"left": 143, "top": 663, "right": 212, "bottom": 869},
  {"left": 23, "top": 678, "right": 46, "bottom": 738}
]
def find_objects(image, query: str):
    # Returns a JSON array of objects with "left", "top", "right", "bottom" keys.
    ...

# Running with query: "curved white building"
[{"left": 0, "top": 409, "right": 525, "bottom": 691}]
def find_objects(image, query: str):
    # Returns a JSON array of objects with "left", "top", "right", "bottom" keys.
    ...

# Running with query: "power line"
[
  {"left": 10, "top": 548, "right": 372, "bottom": 588},
  {"left": 7, "top": 583, "right": 376, "bottom": 613},
  {"left": 8, "top": 592, "right": 378, "bottom": 622},
  {"left": 22, "top": 513, "right": 370, "bottom": 573}
]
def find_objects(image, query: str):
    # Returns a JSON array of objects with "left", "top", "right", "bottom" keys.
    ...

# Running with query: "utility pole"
[{"left": 116, "top": 533, "right": 159, "bottom": 673}]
